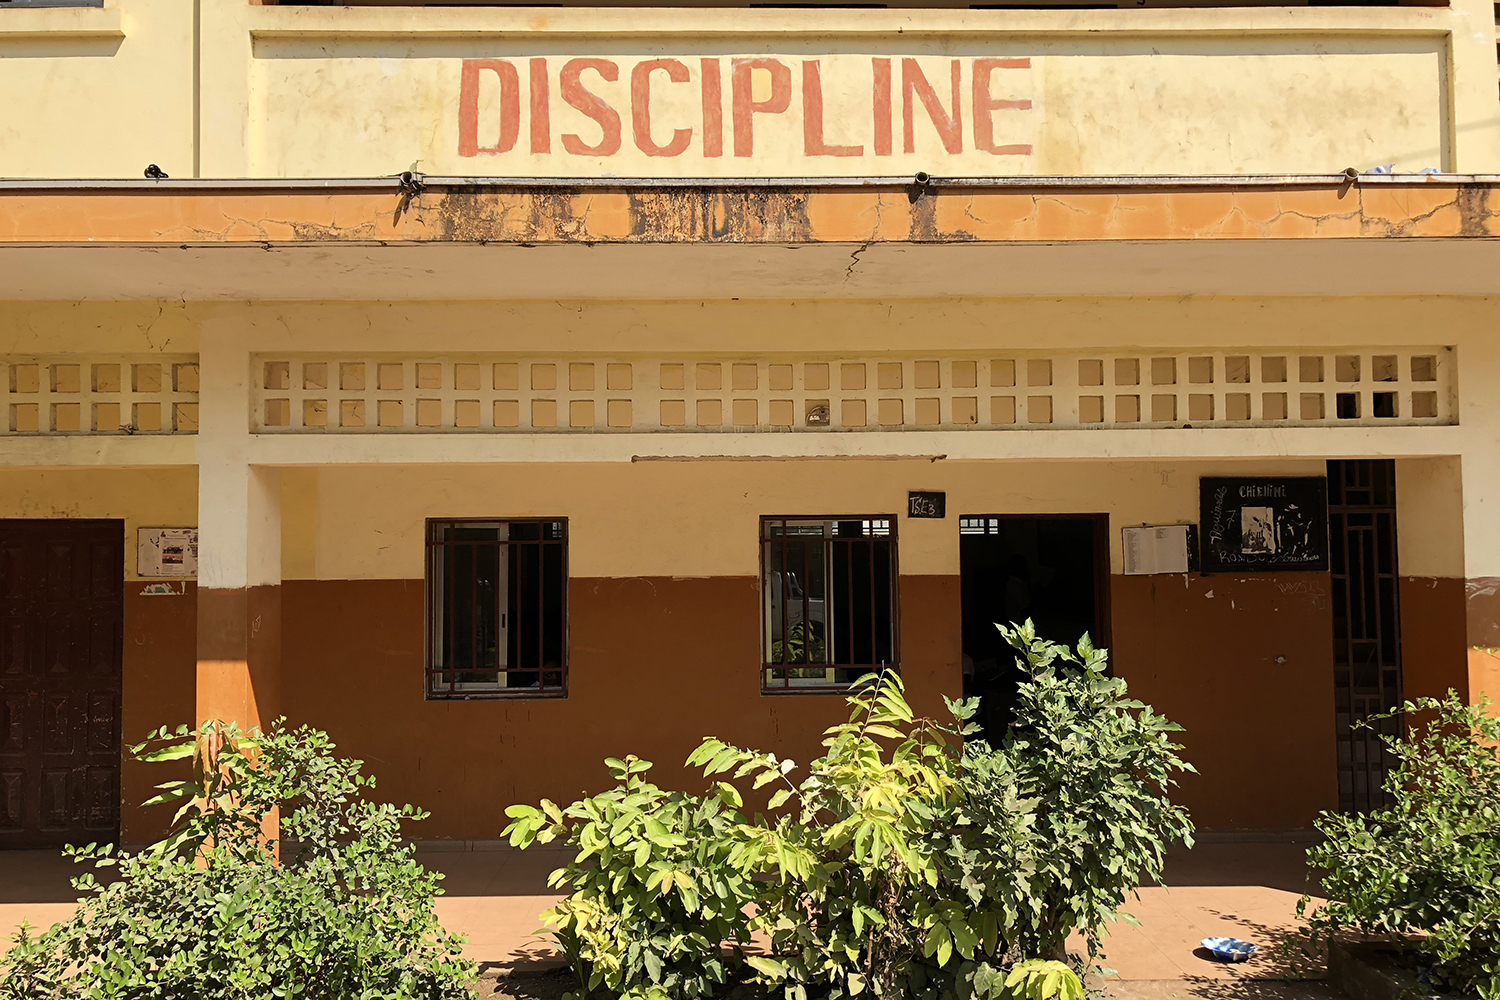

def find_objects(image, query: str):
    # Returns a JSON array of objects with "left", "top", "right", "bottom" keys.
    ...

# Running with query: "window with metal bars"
[
  {"left": 761, "top": 517, "right": 897, "bottom": 692},
  {"left": 426, "top": 519, "right": 567, "bottom": 699}
]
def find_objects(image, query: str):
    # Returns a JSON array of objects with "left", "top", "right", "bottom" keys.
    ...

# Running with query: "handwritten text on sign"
[{"left": 457, "top": 56, "right": 1034, "bottom": 165}]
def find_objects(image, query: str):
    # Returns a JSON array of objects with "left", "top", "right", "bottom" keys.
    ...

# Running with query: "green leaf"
[
  {"left": 746, "top": 956, "right": 787, "bottom": 979},
  {"left": 136, "top": 743, "right": 196, "bottom": 762},
  {"left": 716, "top": 782, "right": 743, "bottom": 808}
]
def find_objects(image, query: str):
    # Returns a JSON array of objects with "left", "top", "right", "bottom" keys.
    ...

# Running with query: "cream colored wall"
[
  {"left": 305, "top": 458, "right": 1326, "bottom": 579},
  {"left": 254, "top": 39, "right": 1445, "bottom": 178},
  {"left": 2, "top": 293, "right": 1493, "bottom": 580},
  {"left": 0, "top": 302, "right": 201, "bottom": 355},
  {"left": 175, "top": 294, "right": 1500, "bottom": 356},
  {"left": 1396, "top": 456, "right": 1465, "bottom": 578},
  {"left": 1, "top": 0, "right": 1496, "bottom": 179},
  {"left": 0, "top": 468, "right": 196, "bottom": 578},
  {"left": 0, "top": 2, "right": 195, "bottom": 180},
  {"left": 177, "top": 293, "right": 1485, "bottom": 586}
]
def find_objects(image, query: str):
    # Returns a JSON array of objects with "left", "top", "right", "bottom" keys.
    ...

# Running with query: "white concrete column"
[
  {"left": 1455, "top": 328, "right": 1500, "bottom": 707},
  {"left": 195, "top": 321, "right": 282, "bottom": 728}
]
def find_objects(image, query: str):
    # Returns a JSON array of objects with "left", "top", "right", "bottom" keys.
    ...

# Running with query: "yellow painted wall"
[
  {"left": 257, "top": 43, "right": 1444, "bottom": 178},
  {"left": 140, "top": 293, "right": 1500, "bottom": 355},
  {"left": 0, "top": 468, "right": 195, "bottom": 577},
  {"left": 305, "top": 458, "right": 1324, "bottom": 580},
  {"left": 0, "top": 0, "right": 1495, "bottom": 179},
  {"left": 0, "top": 302, "right": 201, "bottom": 356},
  {"left": 0, "top": 3, "right": 195, "bottom": 180}
]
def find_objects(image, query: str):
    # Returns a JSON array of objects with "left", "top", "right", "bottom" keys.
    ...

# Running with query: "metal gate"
[
  {"left": 0, "top": 520, "right": 123, "bottom": 848},
  {"left": 1327, "top": 460, "right": 1403, "bottom": 813}
]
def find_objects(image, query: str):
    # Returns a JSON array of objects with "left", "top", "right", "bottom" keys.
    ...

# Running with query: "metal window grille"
[
  {"left": 761, "top": 517, "right": 897, "bottom": 693},
  {"left": 1328, "top": 459, "right": 1402, "bottom": 812},
  {"left": 425, "top": 518, "right": 567, "bottom": 700}
]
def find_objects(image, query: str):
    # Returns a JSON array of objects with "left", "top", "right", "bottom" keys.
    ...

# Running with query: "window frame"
[
  {"left": 759, "top": 514, "right": 900, "bottom": 695},
  {"left": 424, "top": 516, "right": 569, "bottom": 701}
]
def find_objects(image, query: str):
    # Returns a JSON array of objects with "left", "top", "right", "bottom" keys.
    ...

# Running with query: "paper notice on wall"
[
  {"left": 138, "top": 527, "right": 198, "bottom": 578},
  {"left": 1122, "top": 525, "right": 1191, "bottom": 576}
]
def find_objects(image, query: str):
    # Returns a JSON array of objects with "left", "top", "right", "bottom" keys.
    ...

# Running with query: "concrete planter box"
[{"left": 1330, "top": 940, "right": 1472, "bottom": 1000}]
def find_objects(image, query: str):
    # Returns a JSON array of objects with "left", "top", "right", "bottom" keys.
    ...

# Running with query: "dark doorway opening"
[
  {"left": 959, "top": 514, "right": 1109, "bottom": 743},
  {"left": 0, "top": 520, "right": 124, "bottom": 849}
]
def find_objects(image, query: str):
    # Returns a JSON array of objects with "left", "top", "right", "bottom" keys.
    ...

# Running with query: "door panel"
[{"left": 0, "top": 520, "right": 123, "bottom": 849}]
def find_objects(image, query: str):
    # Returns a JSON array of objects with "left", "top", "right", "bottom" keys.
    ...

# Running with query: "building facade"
[{"left": 2, "top": 0, "right": 1500, "bottom": 847}]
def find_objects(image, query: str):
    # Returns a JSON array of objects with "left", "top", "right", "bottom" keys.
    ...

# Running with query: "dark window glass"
[
  {"left": 426, "top": 519, "right": 567, "bottom": 699},
  {"left": 761, "top": 517, "right": 896, "bottom": 692}
]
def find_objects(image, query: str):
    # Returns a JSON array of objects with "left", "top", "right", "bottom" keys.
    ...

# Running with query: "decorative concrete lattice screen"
[
  {"left": 251, "top": 350, "right": 1456, "bottom": 433},
  {"left": 1, "top": 358, "right": 200, "bottom": 435}
]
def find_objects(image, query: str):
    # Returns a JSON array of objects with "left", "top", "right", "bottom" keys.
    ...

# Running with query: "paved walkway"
[{"left": 0, "top": 838, "right": 1331, "bottom": 994}]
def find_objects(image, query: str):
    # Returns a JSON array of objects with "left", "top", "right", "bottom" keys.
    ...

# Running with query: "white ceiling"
[{"left": 3, "top": 238, "right": 1500, "bottom": 300}]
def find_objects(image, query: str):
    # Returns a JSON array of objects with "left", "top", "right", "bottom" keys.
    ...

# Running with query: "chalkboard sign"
[
  {"left": 1199, "top": 477, "right": 1328, "bottom": 573},
  {"left": 908, "top": 491, "right": 946, "bottom": 519}
]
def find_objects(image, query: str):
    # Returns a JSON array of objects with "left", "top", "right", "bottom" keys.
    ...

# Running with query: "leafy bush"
[
  {"left": 1, "top": 720, "right": 475, "bottom": 1000},
  {"left": 956, "top": 623, "right": 1196, "bottom": 966},
  {"left": 686, "top": 669, "right": 993, "bottom": 1000},
  {"left": 506, "top": 622, "right": 1193, "bottom": 1000},
  {"left": 504, "top": 755, "right": 760, "bottom": 1000},
  {"left": 1298, "top": 691, "right": 1500, "bottom": 999}
]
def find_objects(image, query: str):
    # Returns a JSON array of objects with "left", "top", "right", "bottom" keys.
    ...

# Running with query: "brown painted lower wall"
[
  {"left": 196, "top": 585, "right": 283, "bottom": 729},
  {"left": 1109, "top": 572, "right": 1337, "bottom": 831},
  {"left": 118, "top": 569, "right": 1476, "bottom": 843},
  {"left": 279, "top": 576, "right": 961, "bottom": 841},
  {"left": 1400, "top": 577, "right": 1470, "bottom": 703},
  {"left": 277, "top": 569, "right": 1373, "bottom": 839},
  {"left": 120, "top": 585, "right": 197, "bottom": 843}
]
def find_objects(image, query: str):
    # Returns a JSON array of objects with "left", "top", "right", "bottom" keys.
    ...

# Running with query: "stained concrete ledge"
[
  {"left": 1329, "top": 941, "right": 1454, "bottom": 1000},
  {"left": 3, "top": 180, "right": 1499, "bottom": 246}
]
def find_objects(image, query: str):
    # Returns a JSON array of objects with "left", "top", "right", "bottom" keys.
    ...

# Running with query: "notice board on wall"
[
  {"left": 1122, "top": 525, "right": 1195, "bottom": 575},
  {"left": 1198, "top": 477, "right": 1328, "bottom": 573},
  {"left": 138, "top": 527, "right": 198, "bottom": 578}
]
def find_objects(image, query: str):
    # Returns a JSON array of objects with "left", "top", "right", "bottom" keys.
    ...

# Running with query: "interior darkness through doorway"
[{"left": 960, "top": 515, "right": 1108, "bottom": 743}]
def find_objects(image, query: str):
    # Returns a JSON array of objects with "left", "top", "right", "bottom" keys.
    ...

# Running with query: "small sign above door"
[{"left": 908, "top": 491, "right": 947, "bottom": 519}]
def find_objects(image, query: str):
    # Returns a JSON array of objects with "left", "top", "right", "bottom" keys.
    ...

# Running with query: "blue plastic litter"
[{"left": 1201, "top": 937, "right": 1258, "bottom": 963}]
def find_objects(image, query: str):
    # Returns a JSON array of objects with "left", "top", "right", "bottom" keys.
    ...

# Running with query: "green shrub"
[
  {"left": 1299, "top": 691, "right": 1500, "bottom": 999},
  {"left": 511, "top": 647, "right": 1181, "bottom": 1000},
  {"left": 686, "top": 670, "right": 992, "bottom": 1000},
  {"left": 504, "top": 755, "right": 760, "bottom": 1000},
  {"left": 955, "top": 622, "right": 1196, "bottom": 967},
  {"left": 505, "top": 622, "right": 1192, "bottom": 1000},
  {"left": 1, "top": 720, "right": 475, "bottom": 1000}
]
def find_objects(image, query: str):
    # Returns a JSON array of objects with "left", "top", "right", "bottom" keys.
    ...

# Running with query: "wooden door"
[{"left": 0, "top": 520, "right": 123, "bottom": 849}]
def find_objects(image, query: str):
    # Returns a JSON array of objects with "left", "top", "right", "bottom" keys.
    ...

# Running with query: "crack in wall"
[{"left": 843, "top": 241, "right": 871, "bottom": 282}]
